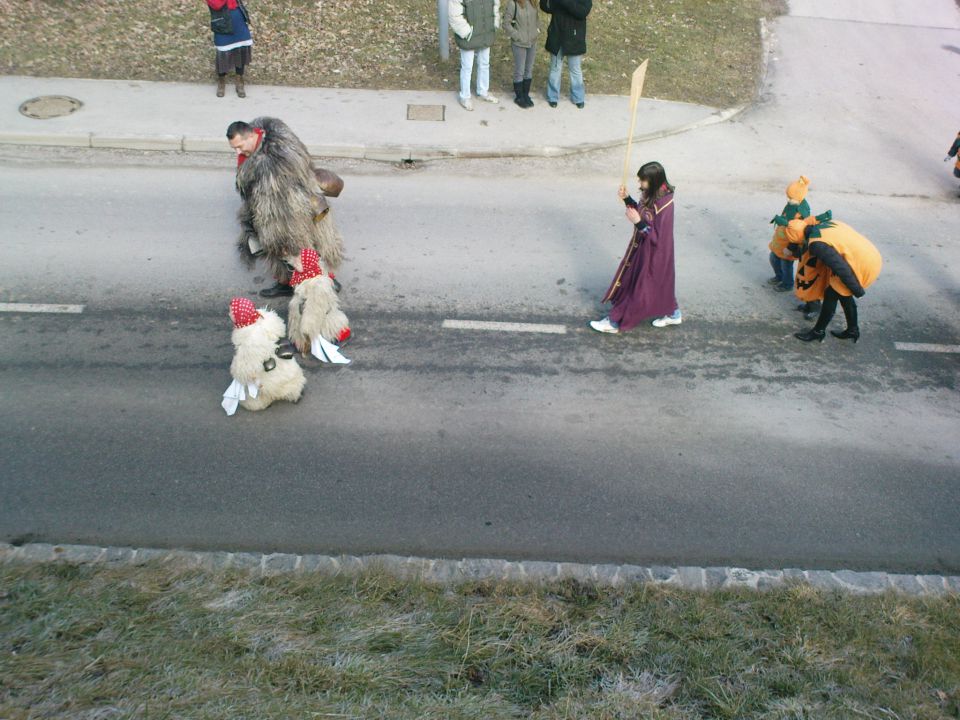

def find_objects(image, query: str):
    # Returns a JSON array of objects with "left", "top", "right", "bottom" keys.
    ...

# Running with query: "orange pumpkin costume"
[
  {"left": 785, "top": 216, "right": 882, "bottom": 298},
  {"left": 789, "top": 213, "right": 882, "bottom": 343}
]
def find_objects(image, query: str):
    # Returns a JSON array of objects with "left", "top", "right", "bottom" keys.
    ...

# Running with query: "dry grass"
[
  {"left": 2, "top": 562, "right": 959, "bottom": 718},
  {"left": 0, "top": 0, "right": 783, "bottom": 106}
]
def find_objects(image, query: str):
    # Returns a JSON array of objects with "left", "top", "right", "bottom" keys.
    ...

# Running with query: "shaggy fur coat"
[
  {"left": 287, "top": 274, "right": 350, "bottom": 351},
  {"left": 230, "top": 309, "right": 306, "bottom": 411},
  {"left": 236, "top": 117, "right": 345, "bottom": 282}
]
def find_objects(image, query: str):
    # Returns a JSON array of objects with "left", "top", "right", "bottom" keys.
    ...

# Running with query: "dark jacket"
[
  {"left": 540, "top": 0, "right": 591, "bottom": 56},
  {"left": 808, "top": 241, "right": 864, "bottom": 297},
  {"left": 948, "top": 131, "right": 960, "bottom": 174}
]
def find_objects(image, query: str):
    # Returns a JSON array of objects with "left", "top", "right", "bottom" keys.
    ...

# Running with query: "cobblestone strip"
[{"left": 1, "top": 542, "right": 957, "bottom": 596}]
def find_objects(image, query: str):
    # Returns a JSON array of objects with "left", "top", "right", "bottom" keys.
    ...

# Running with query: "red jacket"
[{"left": 207, "top": 0, "right": 238, "bottom": 10}]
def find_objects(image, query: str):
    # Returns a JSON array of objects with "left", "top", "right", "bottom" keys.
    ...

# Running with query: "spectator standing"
[
  {"left": 503, "top": 0, "right": 540, "bottom": 108},
  {"left": 540, "top": 0, "right": 591, "bottom": 109},
  {"left": 449, "top": 0, "right": 501, "bottom": 111},
  {"left": 207, "top": 0, "right": 253, "bottom": 98}
]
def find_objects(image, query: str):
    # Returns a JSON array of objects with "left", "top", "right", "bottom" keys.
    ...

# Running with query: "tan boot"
[
  {"left": 216, "top": 75, "right": 226, "bottom": 97},
  {"left": 235, "top": 75, "right": 246, "bottom": 98}
]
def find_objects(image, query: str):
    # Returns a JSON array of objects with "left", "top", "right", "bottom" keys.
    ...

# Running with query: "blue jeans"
[
  {"left": 459, "top": 47, "right": 490, "bottom": 101},
  {"left": 546, "top": 50, "right": 584, "bottom": 104},
  {"left": 769, "top": 251, "right": 794, "bottom": 289}
]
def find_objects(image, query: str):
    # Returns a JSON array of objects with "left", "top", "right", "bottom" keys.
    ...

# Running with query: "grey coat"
[{"left": 503, "top": 0, "right": 539, "bottom": 48}]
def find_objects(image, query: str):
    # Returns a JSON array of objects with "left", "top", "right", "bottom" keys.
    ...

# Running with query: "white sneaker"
[
  {"left": 477, "top": 93, "right": 499, "bottom": 104},
  {"left": 651, "top": 312, "right": 682, "bottom": 328},
  {"left": 589, "top": 317, "right": 619, "bottom": 334},
  {"left": 459, "top": 96, "right": 474, "bottom": 111}
]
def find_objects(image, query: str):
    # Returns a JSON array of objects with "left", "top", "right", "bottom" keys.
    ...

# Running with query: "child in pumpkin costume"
[
  {"left": 945, "top": 131, "right": 960, "bottom": 193},
  {"left": 768, "top": 175, "right": 812, "bottom": 292},
  {"left": 286, "top": 248, "right": 352, "bottom": 365},
  {"left": 222, "top": 297, "right": 305, "bottom": 415},
  {"left": 787, "top": 214, "right": 882, "bottom": 344}
]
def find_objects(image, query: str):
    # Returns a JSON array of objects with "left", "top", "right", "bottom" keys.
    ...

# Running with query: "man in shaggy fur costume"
[
  {"left": 227, "top": 118, "right": 345, "bottom": 298},
  {"left": 222, "top": 297, "right": 306, "bottom": 415},
  {"left": 287, "top": 248, "right": 352, "bottom": 365}
]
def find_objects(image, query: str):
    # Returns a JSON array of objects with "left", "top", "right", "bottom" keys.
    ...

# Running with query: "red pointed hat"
[
  {"left": 290, "top": 248, "right": 323, "bottom": 287},
  {"left": 229, "top": 297, "right": 260, "bottom": 328}
]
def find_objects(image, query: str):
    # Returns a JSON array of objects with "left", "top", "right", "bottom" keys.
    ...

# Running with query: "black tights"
[
  {"left": 813, "top": 286, "right": 858, "bottom": 332},
  {"left": 218, "top": 65, "right": 244, "bottom": 77}
]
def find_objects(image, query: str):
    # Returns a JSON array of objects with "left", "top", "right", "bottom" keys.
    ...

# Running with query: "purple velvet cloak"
[{"left": 603, "top": 192, "right": 678, "bottom": 331}]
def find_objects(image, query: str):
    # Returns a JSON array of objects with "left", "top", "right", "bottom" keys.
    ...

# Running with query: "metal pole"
[{"left": 438, "top": 0, "right": 449, "bottom": 61}]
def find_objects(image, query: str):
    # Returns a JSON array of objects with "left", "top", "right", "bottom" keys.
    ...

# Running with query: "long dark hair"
[{"left": 637, "top": 161, "right": 674, "bottom": 209}]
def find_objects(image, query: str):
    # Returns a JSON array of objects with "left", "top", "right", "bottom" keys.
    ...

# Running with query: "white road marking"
[
  {"left": 442, "top": 319, "right": 567, "bottom": 335},
  {"left": 0, "top": 302, "right": 85, "bottom": 314},
  {"left": 894, "top": 342, "right": 960, "bottom": 354}
]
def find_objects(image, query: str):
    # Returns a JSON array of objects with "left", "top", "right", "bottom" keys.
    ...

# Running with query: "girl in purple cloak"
[{"left": 590, "top": 161, "right": 682, "bottom": 334}]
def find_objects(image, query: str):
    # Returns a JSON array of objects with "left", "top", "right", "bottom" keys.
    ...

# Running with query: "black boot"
[
  {"left": 513, "top": 81, "right": 525, "bottom": 108},
  {"left": 521, "top": 78, "right": 534, "bottom": 107},
  {"left": 830, "top": 327, "right": 860, "bottom": 343},
  {"left": 795, "top": 328, "right": 825, "bottom": 343},
  {"left": 259, "top": 281, "right": 293, "bottom": 298}
]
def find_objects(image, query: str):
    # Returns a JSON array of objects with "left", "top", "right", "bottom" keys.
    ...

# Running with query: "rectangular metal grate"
[{"left": 406, "top": 104, "right": 445, "bottom": 121}]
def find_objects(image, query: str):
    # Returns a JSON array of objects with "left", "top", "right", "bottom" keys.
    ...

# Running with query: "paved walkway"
[{"left": 0, "top": 75, "right": 733, "bottom": 160}]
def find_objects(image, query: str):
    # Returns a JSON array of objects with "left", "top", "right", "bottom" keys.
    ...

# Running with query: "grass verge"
[
  {"left": 2, "top": 561, "right": 959, "bottom": 718},
  {"left": 0, "top": 0, "right": 783, "bottom": 106}
]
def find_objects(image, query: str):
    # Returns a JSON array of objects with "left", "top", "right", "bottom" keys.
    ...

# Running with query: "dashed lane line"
[
  {"left": 442, "top": 319, "right": 567, "bottom": 335},
  {"left": 0, "top": 302, "right": 85, "bottom": 314},
  {"left": 894, "top": 342, "right": 960, "bottom": 354}
]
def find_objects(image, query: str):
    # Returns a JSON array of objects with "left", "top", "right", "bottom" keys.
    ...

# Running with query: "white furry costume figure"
[
  {"left": 236, "top": 117, "right": 345, "bottom": 283},
  {"left": 287, "top": 248, "right": 352, "bottom": 364},
  {"left": 222, "top": 297, "right": 306, "bottom": 415}
]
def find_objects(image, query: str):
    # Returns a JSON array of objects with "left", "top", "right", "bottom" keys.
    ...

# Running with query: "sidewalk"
[{"left": 0, "top": 75, "right": 736, "bottom": 161}]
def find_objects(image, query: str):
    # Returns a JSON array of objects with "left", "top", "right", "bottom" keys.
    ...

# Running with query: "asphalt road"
[{"left": 0, "top": 148, "right": 958, "bottom": 574}]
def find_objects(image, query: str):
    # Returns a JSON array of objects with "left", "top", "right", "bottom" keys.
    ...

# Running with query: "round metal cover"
[{"left": 19, "top": 95, "right": 83, "bottom": 119}]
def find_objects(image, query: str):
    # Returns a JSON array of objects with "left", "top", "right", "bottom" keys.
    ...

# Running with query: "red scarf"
[
  {"left": 236, "top": 128, "right": 264, "bottom": 167},
  {"left": 230, "top": 297, "right": 260, "bottom": 328},
  {"left": 289, "top": 248, "right": 323, "bottom": 287}
]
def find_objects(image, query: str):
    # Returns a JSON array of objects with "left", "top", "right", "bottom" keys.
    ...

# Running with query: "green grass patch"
[
  {"left": 0, "top": 0, "right": 784, "bottom": 106},
  {"left": 2, "top": 563, "right": 959, "bottom": 718}
]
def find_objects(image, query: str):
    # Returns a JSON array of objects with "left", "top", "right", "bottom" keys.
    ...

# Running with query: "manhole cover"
[
  {"left": 19, "top": 95, "right": 83, "bottom": 119},
  {"left": 407, "top": 104, "right": 445, "bottom": 122}
]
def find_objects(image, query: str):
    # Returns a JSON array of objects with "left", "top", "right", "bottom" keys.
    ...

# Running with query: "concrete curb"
[
  {"left": 0, "top": 106, "right": 745, "bottom": 163},
  {"left": 2, "top": 542, "right": 957, "bottom": 596}
]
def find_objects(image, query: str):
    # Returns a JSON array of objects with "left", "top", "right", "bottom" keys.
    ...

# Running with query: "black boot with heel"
[
  {"left": 795, "top": 328, "right": 825, "bottom": 343},
  {"left": 830, "top": 327, "right": 860, "bottom": 343}
]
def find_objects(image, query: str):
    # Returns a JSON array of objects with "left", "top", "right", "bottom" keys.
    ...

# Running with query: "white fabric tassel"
[
  {"left": 221, "top": 378, "right": 260, "bottom": 415},
  {"left": 311, "top": 336, "right": 350, "bottom": 365}
]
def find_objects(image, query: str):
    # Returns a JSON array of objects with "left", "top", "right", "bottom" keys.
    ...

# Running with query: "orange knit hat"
[{"left": 786, "top": 175, "right": 810, "bottom": 204}]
